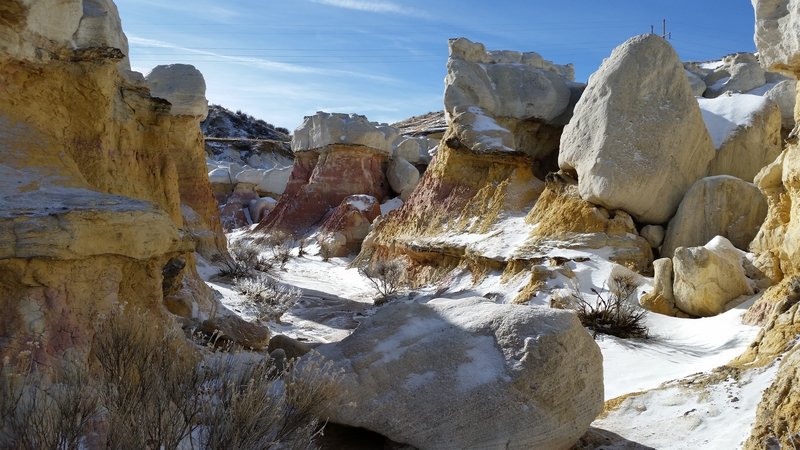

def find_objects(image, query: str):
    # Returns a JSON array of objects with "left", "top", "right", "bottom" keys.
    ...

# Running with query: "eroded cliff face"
[
  {"left": 740, "top": 1, "right": 800, "bottom": 446},
  {"left": 0, "top": 0, "right": 225, "bottom": 364}
]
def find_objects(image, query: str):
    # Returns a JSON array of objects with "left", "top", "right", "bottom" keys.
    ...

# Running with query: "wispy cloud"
[
  {"left": 127, "top": 36, "right": 400, "bottom": 84},
  {"left": 309, "top": 0, "right": 428, "bottom": 18},
  {"left": 125, "top": 0, "right": 240, "bottom": 23}
]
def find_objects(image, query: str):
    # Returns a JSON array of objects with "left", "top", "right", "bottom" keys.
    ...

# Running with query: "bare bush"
[
  {"left": 359, "top": 260, "right": 405, "bottom": 305},
  {"left": 268, "top": 241, "right": 293, "bottom": 270},
  {"left": 1, "top": 308, "right": 339, "bottom": 450},
  {"left": 234, "top": 274, "right": 301, "bottom": 323},
  {"left": 565, "top": 275, "right": 648, "bottom": 339},
  {"left": 199, "top": 352, "right": 338, "bottom": 449},
  {"left": 215, "top": 240, "right": 262, "bottom": 278}
]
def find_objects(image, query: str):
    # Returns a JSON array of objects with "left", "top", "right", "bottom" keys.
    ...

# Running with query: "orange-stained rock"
[
  {"left": 318, "top": 195, "right": 381, "bottom": 256},
  {"left": 255, "top": 145, "right": 390, "bottom": 237}
]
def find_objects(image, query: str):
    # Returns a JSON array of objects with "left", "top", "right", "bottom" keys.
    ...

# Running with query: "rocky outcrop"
[
  {"left": 661, "top": 176, "right": 768, "bottom": 258},
  {"left": 291, "top": 112, "right": 398, "bottom": 154},
  {"left": 517, "top": 182, "right": 653, "bottom": 273},
  {"left": 318, "top": 195, "right": 381, "bottom": 257},
  {"left": 0, "top": 0, "right": 227, "bottom": 364},
  {"left": 753, "top": 0, "right": 800, "bottom": 74},
  {"left": 559, "top": 34, "right": 715, "bottom": 224},
  {"left": 145, "top": 64, "right": 209, "bottom": 119},
  {"left": 303, "top": 297, "right": 603, "bottom": 449},
  {"left": 255, "top": 112, "right": 392, "bottom": 237},
  {"left": 703, "top": 53, "right": 767, "bottom": 98},
  {"left": 673, "top": 236, "right": 754, "bottom": 317},
  {"left": 444, "top": 38, "right": 579, "bottom": 168},
  {"left": 698, "top": 94, "right": 782, "bottom": 181}
]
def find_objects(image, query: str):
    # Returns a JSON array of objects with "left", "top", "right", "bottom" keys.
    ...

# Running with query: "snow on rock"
[
  {"left": 379, "top": 197, "right": 404, "bottom": 215},
  {"left": 301, "top": 297, "right": 603, "bottom": 450},
  {"left": 698, "top": 94, "right": 771, "bottom": 148},
  {"left": 593, "top": 362, "right": 779, "bottom": 449},
  {"left": 291, "top": 111, "right": 398, "bottom": 154},
  {"left": 559, "top": 34, "right": 715, "bottom": 224}
]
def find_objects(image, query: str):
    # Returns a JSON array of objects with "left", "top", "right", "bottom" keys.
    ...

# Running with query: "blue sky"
[{"left": 116, "top": 1, "right": 757, "bottom": 131}]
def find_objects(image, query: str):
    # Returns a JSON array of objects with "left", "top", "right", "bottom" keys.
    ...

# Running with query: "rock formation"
[
  {"left": 672, "top": 236, "right": 754, "bottom": 317},
  {"left": 661, "top": 176, "right": 768, "bottom": 257},
  {"left": 741, "top": 2, "right": 800, "bottom": 446},
  {"left": 318, "top": 195, "right": 381, "bottom": 257},
  {"left": 698, "top": 94, "right": 782, "bottom": 181},
  {"left": 303, "top": 297, "right": 603, "bottom": 449},
  {"left": 145, "top": 64, "right": 209, "bottom": 119},
  {"left": 255, "top": 112, "right": 392, "bottom": 237},
  {"left": 559, "top": 34, "right": 715, "bottom": 224},
  {"left": 0, "top": 0, "right": 229, "bottom": 364}
]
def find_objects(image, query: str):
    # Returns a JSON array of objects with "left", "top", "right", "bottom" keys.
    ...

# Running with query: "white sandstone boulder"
[
  {"left": 698, "top": 93, "right": 782, "bottom": 181},
  {"left": 640, "top": 258, "right": 680, "bottom": 316},
  {"left": 145, "top": 64, "right": 209, "bottom": 119},
  {"left": 393, "top": 136, "right": 434, "bottom": 164},
  {"left": 703, "top": 53, "right": 766, "bottom": 98},
  {"left": 641, "top": 224, "right": 665, "bottom": 249},
  {"left": 302, "top": 297, "right": 603, "bottom": 450},
  {"left": 673, "top": 236, "right": 754, "bottom": 317},
  {"left": 387, "top": 157, "right": 420, "bottom": 200},
  {"left": 686, "top": 70, "right": 707, "bottom": 96},
  {"left": 445, "top": 37, "right": 573, "bottom": 122},
  {"left": 291, "top": 112, "right": 398, "bottom": 154},
  {"left": 559, "top": 34, "right": 715, "bottom": 224},
  {"left": 749, "top": 78, "right": 798, "bottom": 129},
  {"left": 661, "top": 176, "right": 768, "bottom": 258},
  {"left": 753, "top": 0, "right": 800, "bottom": 73}
]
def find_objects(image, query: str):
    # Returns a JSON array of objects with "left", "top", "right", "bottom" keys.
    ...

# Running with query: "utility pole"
[{"left": 650, "top": 19, "right": 671, "bottom": 39}]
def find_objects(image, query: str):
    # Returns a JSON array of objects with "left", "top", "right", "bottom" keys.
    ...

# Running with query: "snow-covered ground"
[{"left": 199, "top": 222, "right": 773, "bottom": 449}]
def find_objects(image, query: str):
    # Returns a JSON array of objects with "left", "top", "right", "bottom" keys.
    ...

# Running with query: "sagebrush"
[
  {"left": 0, "top": 307, "right": 337, "bottom": 449},
  {"left": 234, "top": 274, "right": 302, "bottom": 323},
  {"left": 564, "top": 275, "right": 648, "bottom": 339},
  {"left": 359, "top": 260, "right": 405, "bottom": 305}
]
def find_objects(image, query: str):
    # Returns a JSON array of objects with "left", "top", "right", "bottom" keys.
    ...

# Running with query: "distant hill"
[{"left": 201, "top": 104, "right": 291, "bottom": 141}]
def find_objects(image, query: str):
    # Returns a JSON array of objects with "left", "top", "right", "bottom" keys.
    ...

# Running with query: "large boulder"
[
  {"left": 387, "top": 157, "right": 420, "bottom": 199},
  {"left": 661, "top": 176, "right": 768, "bottom": 258},
  {"left": 318, "top": 195, "right": 381, "bottom": 257},
  {"left": 559, "top": 34, "right": 715, "bottom": 224},
  {"left": 673, "top": 236, "right": 754, "bottom": 317},
  {"left": 444, "top": 38, "right": 578, "bottom": 163},
  {"left": 698, "top": 94, "right": 781, "bottom": 181},
  {"left": 304, "top": 297, "right": 603, "bottom": 449},
  {"left": 145, "top": 64, "right": 209, "bottom": 119},
  {"left": 753, "top": 0, "right": 800, "bottom": 74},
  {"left": 291, "top": 112, "right": 398, "bottom": 154}
]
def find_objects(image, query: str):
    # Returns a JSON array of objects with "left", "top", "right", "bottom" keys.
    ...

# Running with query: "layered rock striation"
[{"left": 0, "top": 0, "right": 227, "bottom": 363}]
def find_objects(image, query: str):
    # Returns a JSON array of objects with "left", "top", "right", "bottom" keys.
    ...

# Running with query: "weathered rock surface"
[
  {"left": 703, "top": 53, "right": 767, "bottom": 98},
  {"left": 387, "top": 157, "right": 420, "bottom": 199},
  {"left": 145, "top": 64, "right": 209, "bottom": 118},
  {"left": 0, "top": 0, "right": 225, "bottom": 364},
  {"left": 444, "top": 38, "right": 578, "bottom": 165},
  {"left": 518, "top": 182, "right": 653, "bottom": 273},
  {"left": 686, "top": 69, "right": 707, "bottom": 96},
  {"left": 255, "top": 144, "right": 390, "bottom": 237},
  {"left": 304, "top": 297, "right": 603, "bottom": 450},
  {"left": 661, "top": 176, "right": 768, "bottom": 258},
  {"left": 753, "top": 0, "right": 800, "bottom": 74},
  {"left": 292, "top": 112, "right": 398, "bottom": 154},
  {"left": 640, "top": 258, "right": 680, "bottom": 316},
  {"left": 318, "top": 195, "right": 381, "bottom": 257},
  {"left": 698, "top": 94, "right": 782, "bottom": 181},
  {"left": 641, "top": 225, "right": 665, "bottom": 249},
  {"left": 559, "top": 34, "right": 715, "bottom": 224},
  {"left": 673, "top": 236, "right": 754, "bottom": 317}
]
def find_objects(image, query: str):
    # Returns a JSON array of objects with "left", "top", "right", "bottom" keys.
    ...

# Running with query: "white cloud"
[
  {"left": 309, "top": 0, "right": 427, "bottom": 18},
  {"left": 127, "top": 36, "right": 400, "bottom": 84}
]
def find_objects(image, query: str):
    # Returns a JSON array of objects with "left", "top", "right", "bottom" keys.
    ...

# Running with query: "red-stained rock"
[
  {"left": 318, "top": 195, "right": 381, "bottom": 256},
  {"left": 220, "top": 185, "right": 259, "bottom": 231},
  {"left": 255, "top": 145, "right": 390, "bottom": 236}
]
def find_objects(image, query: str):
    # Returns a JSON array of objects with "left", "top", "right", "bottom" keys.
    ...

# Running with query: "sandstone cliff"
[{"left": 0, "top": 0, "right": 227, "bottom": 364}]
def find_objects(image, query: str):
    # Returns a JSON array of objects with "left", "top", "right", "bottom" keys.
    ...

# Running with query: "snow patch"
[{"left": 698, "top": 94, "right": 770, "bottom": 148}]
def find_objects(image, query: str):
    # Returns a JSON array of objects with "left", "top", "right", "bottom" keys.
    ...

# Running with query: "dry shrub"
[
  {"left": 234, "top": 274, "right": 301, "bottom": 323},
  {"left": 565, "top": 275, "right": 648, "bottom": 339},
  {"left": 1, "top": 308, "right": 338, "bottom": 450},
  {"left": 359, "top": 260, "right": 405, "bottom": 305}
]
